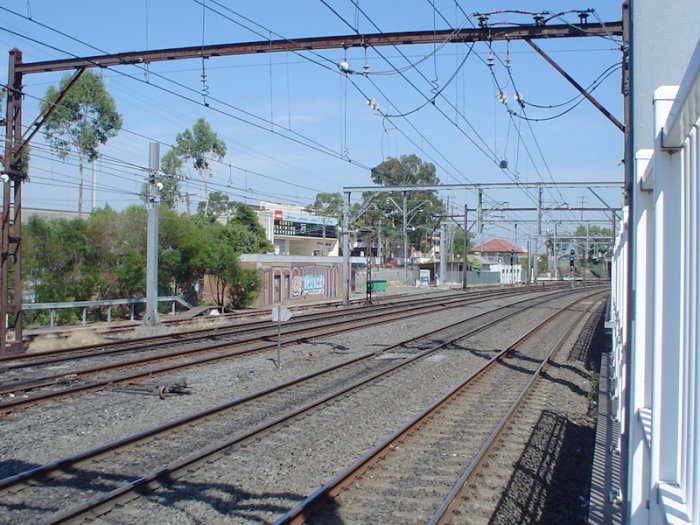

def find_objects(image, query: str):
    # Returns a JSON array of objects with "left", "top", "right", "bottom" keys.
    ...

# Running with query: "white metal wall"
[{"left": 612, "top": 42, "right": 700, "bottom": 525}]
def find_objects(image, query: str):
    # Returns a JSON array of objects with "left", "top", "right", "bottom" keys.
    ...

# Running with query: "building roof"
[{"left": 472, "top": 239, "right": 525, "bottom": 254}]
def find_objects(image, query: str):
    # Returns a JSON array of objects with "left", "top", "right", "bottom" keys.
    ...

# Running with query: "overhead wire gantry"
[{"left": 1, "top": 17, "right": 623, "bottom": 354}]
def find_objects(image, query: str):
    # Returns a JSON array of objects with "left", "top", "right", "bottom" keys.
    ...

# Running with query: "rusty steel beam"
[
  {"left": 16, "top": 22, "right": 622, "bottom": 75},
  {"left": 1, "top": 49, "right": 24, "bottom": 355},
  {"left": 525, "top": 38, "right": 625, "bottom": 132},
  {"left": 19, "top": 67, "right": 86, "bottom": 158}
]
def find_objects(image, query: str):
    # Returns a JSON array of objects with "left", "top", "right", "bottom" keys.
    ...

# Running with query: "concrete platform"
[{"left": 588, "top": 349, "right": 623, "bottom": 524}]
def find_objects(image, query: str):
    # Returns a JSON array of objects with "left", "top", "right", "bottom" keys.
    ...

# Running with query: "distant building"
[
  {"left": 471, "top": 239, "right": 526, "bottom": 265},
  {"left": 255, "top": 201, "right": 339, "bottom": 257},
  {"left": 21, "top": 207, "right": 83, "bottom": 223},
  {"left": 472, "top": 238, "right": 526, "bottom": 284}
]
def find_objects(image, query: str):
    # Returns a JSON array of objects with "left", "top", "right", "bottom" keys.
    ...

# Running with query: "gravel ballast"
[{"left": 0, "top": 286, "right": 607, "bottom": 524}]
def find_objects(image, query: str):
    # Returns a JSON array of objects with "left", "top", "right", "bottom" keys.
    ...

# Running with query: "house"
[
  {"left": 471, "top": 239, "right": 526, "bottom": 266},
  {"left": 472, "top": 239, "right": 526, "bottom": 284}
]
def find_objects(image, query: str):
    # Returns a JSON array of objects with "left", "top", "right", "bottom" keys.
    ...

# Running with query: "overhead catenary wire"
[
  {"left": 486, "top": 38, "right": 622, "bottom": 223},
  {"left": 8, "top": 2, "right": 498, "bottom": 207},
  {"left": 201, "top": 0, "right": 489, "bottom": 193},
  {"left": 438, "top": 3, "right": 595, "bottom": 235},
  {"left": 331, "top": 0, "right": 542, "bottom": 230},
  {"left": 0, "top": 20, "right": 367, "bottom": 210},
  {"left": 0, "top": 7, "right": 381, "bottom": 177},
  {"left": 2, "top": 2, "right": 620, "bottom": 233},
  {"left": 2, "top": 84, "right": 326, "bottom": 206},
  {"left": 481, "top": 42, "right": 573, "bottom": 219},
  {"left": 328, "top": 3, "right": 537, "bottom": 238},
  {"left": 335, "top": 1, "right": 521, "bottom": 178}
]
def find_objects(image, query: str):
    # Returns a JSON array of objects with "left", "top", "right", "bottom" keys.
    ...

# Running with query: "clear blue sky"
[{"left": 0, "top": 0, "right": 625, "bottom": 246}]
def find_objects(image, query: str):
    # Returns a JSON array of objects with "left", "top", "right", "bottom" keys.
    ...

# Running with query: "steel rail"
[
  {"left": 2, "top": 285, "right": 549, "bottom": 367},
  {"left": 0, "top": 287, "right": 577, "bottom": 409},
  {"left": 274, "top": 291, "right": 606, "bottom": 524},
  {"left": 426, "top": 299, "right": 605, "bottom": 524},
  {"left": 0, "top": 286, "right": 576, "bottom": 418},
  {"left": 0, "top": 288, "right": 561, "bottom": 493},
  {"left": 0, "top": 291, "right": 601, "bottom": 523},
  {"left": 17, "top": 289, "right": 434, "bottom": 348}
]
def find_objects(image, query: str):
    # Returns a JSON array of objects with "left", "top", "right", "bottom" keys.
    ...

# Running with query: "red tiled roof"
[{"left": 472, "top": 239, "right": 525, "bottom": 254}]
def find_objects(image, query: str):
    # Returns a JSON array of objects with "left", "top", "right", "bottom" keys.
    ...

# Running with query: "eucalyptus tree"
[
  {"left": 41, "top": 71, "right": 122, "bottom": 216},
  {"left": 174, "top": 118, "right": 227, "bottom": 215},
  {"left": 196, "top": 190, "right": 235, "bottom": 220},
  {"left": 306, "top": 192, "right": 344, "bottom": 220},
  {"left": 367, "top": 154, "right": 444, "bottom": 258}
]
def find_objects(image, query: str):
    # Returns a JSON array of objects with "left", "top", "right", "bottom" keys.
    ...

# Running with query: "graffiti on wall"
[{"left": 292, "top": 274, "right": 325, "bottom": 297}]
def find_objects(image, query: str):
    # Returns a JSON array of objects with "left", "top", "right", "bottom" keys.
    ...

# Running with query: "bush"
[{"left": 227, "top": 267, "right": 261, "bottom": 309}]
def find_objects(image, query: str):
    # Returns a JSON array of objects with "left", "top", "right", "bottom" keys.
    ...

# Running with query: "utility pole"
[
  {"left": 585, "top": 223, "right": 590, "bottom": 286},
  {"left": 91, "top": 158, "right": 97, "bottom": 212},
  {"left": 535, "top": 187, "right": 542, "bottom": 285},
  {"left": 402, "top": 190, "right": 408, "bottom": 284},
  {"left": 526, "top": 238, "right": 531, "bottom": 284},
  {"left": 439, "top": 221, "right": 446, "bottom": 287},
  {"left": 144, "top": 142, "right": 160, "bottom": 328},
  {"left": 578, "top": 196, "right": 587, "bottom": 221},
  {"left": 1, "top": 50, "right": 24, "bottom": 356},
  {"left": 476, "top": 188, "right": 483, "bottom": 236},
  {"left": 342, "top": 192, "right": 350, "bottom": 305},
  {"left": 462, "top": 204, "right": 468, "bottom": 290},
  {"left": 553, "top": 222, "right": 559, "bottom": 279}
]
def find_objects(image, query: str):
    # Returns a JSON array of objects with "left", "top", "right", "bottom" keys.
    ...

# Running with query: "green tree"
[
  {"left": 306, "top": 192, "right": 344, "bottom": 220},
  {"left": 160, "top": 211, "right": 213, "bottom": 305},
  {"left": 24, "top": 216, "right": 96, "bottom": 303},
  {"left": 227, "top": 265, "right": 262, "bottom": 308},
  {"left": 451, "top": 229, "right": 474, "bottom": 259},
  {"left": 196, "top": 190, "right": 235, "bottom": 221},
  {"left": 206, "top": 220, "right": 262, "bottom": 307},
  {"left": 231, "top": 203, "right": 273, "bottom": 253},
  {"left": 366, "top": 155, "right": 444, "bottom": 260},
  {"left": 41, "top": 71, "right": 122, "bottom": 216},
  {"left": 24, "top": 204, "right": 267, "bottom": 317},
  {"left": 175, "top": 118, "right": 227, "bottom": 216},
  {"left": 84, "top": 206, "right": 148, "bottom": 299}
]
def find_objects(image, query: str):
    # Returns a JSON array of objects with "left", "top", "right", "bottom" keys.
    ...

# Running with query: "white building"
[
  {"left": 255, "top": 201, "right": 339, "bottom": 257},
  {"left": 609, "top": 2, "right": 700, "bottom": 524}
]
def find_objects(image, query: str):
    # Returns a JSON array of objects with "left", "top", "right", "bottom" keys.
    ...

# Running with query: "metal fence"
[{"left": 23, "top": 296, "right": 192, "bottom": 327}]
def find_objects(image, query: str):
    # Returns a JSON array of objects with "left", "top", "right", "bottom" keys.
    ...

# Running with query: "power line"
[{"left": 0, "top": 6, "right": 379, "bottom": 175}]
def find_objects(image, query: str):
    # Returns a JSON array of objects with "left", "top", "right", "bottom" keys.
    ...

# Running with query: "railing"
[
  {"left": 611, "top": 42, "right": 700, "bottom": 525},
  {"left": 23, "top": 296, "right": 193, "bottom": 327}
]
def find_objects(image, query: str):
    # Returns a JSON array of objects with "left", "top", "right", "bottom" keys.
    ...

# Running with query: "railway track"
[
  {"left": 0, "top": 287, "right": 605, "bottom": 524},
  {"left": 427, "top": 302, "right": 604, "bottom": 525},
  {"left": 0, "top": 285, "right": 587, "bottom": 413},
  {"left": 276, "top": 294, "right": 605, "bottom": 524},
  {"left": 8, "top": 286, "right": 556, "bottom": 366},
  {"left": 22, "top": 288, "right": 460, "bottom": 343}
]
